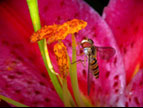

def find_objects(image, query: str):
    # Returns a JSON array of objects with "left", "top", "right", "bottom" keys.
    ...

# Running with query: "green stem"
[
  {"left": 43, "top": 40, "right": 63, "bottom": 99},
  {"left": 26, "top": 0, "right": 41, "bottom": 31},
  {"left": 26, "top": 0, "right": 63, "bottom": 100},
  {"left": 81, "top": 94, "right": 93, "bottom": 107},
  {"left": 70, "top": 34, "right": 85, "bottom": 107},
  {"left": 62, "top": 79, "right": 71, "bottom": 107},
  {"left": 0, "top": 95, "right": 28, "bottom": 107}
]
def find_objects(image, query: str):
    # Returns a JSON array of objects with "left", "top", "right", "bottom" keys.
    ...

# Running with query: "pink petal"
[
  {"left": 124, "top": 69, "right": 143, "bottom": 107},
  {"left": 103, "top": 0, "right": 143, "bottom": 84}
]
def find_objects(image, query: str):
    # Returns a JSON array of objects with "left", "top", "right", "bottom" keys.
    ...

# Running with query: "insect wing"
[{"left": 95, "top": 46, "right": 116, "bottom": 60}]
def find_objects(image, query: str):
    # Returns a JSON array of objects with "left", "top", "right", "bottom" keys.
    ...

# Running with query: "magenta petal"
[
  {"left": 103, "top": 0, "right": 143, "bottom": 84},
  {"left": 124, "top": 70, "right": 143, "bottom": 107}
]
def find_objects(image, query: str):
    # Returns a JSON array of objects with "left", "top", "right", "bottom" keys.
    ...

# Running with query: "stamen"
[
  {"left": 66, "top": 19, "right": 87, "bottom": 34},
  {"left": 30, "top": 24, "right": 59, "bottom": 43},
  {"left": 47, "top": 23, "right": 69, "bottom": 44},
  {"left": 54, "top": 41, "right": 69, "bottom": 78},
  {"left": 30, "top": 19, "right": 87, "bottom": 43}
]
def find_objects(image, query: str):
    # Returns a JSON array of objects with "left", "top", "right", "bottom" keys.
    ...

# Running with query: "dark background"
[
  {"left": 0, "top": 100, "right": 11, "bottom": 107},
  {"left": 0, "top": 0, "right": 109, "bottom": 107},
  {"left": 84, "top": 0, "right": 109, "bottom": 15}
]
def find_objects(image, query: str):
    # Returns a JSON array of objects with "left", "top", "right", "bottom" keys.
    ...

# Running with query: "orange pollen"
[
  {"left": 30, "top": 24, "right": 59, "bottom": 43},
  {"left": 67, "top": 19, "right": 87, "bottom": 34},
  {"left": 53, "top": 42, "right": 69, "bottom": 78},
  {"left": 30, "top": 19, "right": 87, "bottom": 43}
]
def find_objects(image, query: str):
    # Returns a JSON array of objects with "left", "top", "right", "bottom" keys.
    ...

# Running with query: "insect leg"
[
  {"left": 87, "top": 54, "right": 91, "bottom": 95},
  {"left": 71, "top": 59, "right": 86, "bottom": 67}
]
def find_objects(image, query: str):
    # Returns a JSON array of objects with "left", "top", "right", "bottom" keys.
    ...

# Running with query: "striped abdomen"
[{"left": 90, "top": 57, "right": 99, "bottom": 79}]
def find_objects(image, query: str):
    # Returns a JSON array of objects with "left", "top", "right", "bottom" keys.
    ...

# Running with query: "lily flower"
[{"left": 0, "top": 0, "right": 142, "bottom": 107}]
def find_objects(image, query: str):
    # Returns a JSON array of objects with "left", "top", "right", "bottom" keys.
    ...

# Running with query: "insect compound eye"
[
  {"left": 88, "top": 39, "right": 94, "bottom": 44},
  {"left": 81, "top": 39, "right": 88, "bottom": 47},
  {"left": 81, "top": 42, "right": 92, "bottom": 48}
]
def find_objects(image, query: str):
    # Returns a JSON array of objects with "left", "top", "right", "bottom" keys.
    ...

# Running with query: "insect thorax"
[{"left": 83, "top": 46, "right": 96, "bottom": 56}]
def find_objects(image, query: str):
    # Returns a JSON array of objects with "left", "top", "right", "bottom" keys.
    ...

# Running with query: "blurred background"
[{"left": 84, "top": 0, "right": 109, "bottom": 15}]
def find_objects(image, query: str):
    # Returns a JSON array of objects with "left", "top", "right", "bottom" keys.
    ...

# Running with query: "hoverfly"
[{"left": 80, "top": 38, "right": 116, "bottom": 95}]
